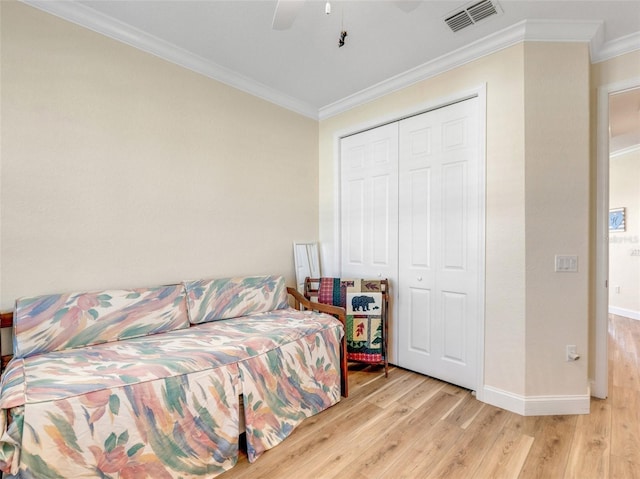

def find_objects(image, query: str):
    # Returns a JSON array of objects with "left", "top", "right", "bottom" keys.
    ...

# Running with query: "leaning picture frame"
[{"left": 609, "top": 207, "right": 625, "bottom": 232}]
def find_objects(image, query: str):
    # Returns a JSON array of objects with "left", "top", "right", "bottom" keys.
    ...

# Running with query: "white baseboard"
[
  {"left": 482, "top": 386, "right": 527, "bottom": 415},
  {"left": 482, "top": 385, "right": 590, "bottom": 416},
  {"left": 608, "top": 306, "right": 640, "bottom": 321}
]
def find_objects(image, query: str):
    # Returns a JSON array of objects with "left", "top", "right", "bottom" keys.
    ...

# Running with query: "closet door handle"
[{"left": 417, "top": 276, "right": 423, "bottom": 282}]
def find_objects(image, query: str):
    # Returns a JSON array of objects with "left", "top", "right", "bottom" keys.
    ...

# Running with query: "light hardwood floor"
[{"left": 222, "top": 314, "right": 640, "bottom": 478}]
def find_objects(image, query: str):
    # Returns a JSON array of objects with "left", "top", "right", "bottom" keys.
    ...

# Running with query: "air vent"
[
  {"left": 446, "top": 11, "right": 474, "bottom": 32},
  {"left": 444, "top": 0, "right": 502, "bottom": 33}
]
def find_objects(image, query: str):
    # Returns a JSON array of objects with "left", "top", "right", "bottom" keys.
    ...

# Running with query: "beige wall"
[
  {"left": 592, "top": 50, "right": 640, "bottom": 88},
  {"left": 523, "top": 42, "right": 590, "bottom": 396},
  {"left": 609, "top": 148, "right": 640, "bottom": 315},
  {"left": 0, "top": 1, "right": 319, "bottom": 312}
]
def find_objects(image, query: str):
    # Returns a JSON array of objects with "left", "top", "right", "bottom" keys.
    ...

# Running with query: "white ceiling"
[
  {"left": 22, "top": 0, "right": 640, "bottom": 148},
  {"left": 610, "top": 87, "right": 640, "bottom": 154}
]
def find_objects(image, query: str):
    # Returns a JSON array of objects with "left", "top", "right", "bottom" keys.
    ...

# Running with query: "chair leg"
[{"left": 341, "top": 336, "right": 349, "bottom": 397}]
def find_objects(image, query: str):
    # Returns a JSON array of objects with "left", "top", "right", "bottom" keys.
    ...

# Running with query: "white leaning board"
[{"left": 294, "top": 242, "right": 321, "bottom": 293}]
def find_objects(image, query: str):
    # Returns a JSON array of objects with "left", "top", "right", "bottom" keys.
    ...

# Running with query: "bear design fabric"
[{"left": 318, "top": 278, "right": 383, "bottom": 364}]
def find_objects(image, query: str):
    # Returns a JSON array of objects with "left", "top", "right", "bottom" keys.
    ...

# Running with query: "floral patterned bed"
[{"left": 0, "top": 276, "right": 344, "bottom": 478}]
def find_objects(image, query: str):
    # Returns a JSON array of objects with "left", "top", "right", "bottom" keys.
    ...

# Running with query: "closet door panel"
[
  {"left": 442, "top": 161, "right": 467, "bottom": 270},
  {"left": 398, "top": 114, "right": 438, "bottom": 378},
  {"left": 398, "top": 97, "right": 481, "bottom": 391},
  {"left": 409, "top": 168, "right": 431, "bottom": 269},
  {"left": 372, "top": 174, "right": 392, "bottom": 266},
  {"left": 409, "top": 286, "right": 431, "bottom": 354},
  {"left": 340, "top": 123, "right": 398, "bottom": 281},
  {"left": 345, "top": 178, "right": 365, "bottom": 266},
  {"left": 341, "top": 123, "right": 399, "bottom": 362},
  {"left": 441, "top": 290, "right": 466, "bottom": 363}
]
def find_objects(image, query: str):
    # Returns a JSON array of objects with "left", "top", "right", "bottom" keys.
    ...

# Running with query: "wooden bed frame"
[
  {"left": 287, "top": 287, "right": 348, "bottom": 397},
  {"left": 0, "top": 311, "right": 12, "bottom": 329},
  {"left": 0, "top": 311, "right": 13, "bottom": 372}
]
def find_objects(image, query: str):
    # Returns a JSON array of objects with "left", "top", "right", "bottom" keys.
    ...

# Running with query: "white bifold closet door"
[
  {"left": 397, "top": 97, "right": 481, "bottom": 390},
  {"left": 340, "top": 97, "right": 482, "bottom": 390},
  {"left": 340, "top": 123, "right": 399, "bottom": 283}
]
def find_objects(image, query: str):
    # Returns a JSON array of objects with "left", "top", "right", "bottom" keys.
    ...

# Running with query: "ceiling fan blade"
[
  {"left": 272, "top": 0, "right": 306, "bottom": 30},
  {"left": 394, "top": 1, "right": 421, "bottom": 13}
]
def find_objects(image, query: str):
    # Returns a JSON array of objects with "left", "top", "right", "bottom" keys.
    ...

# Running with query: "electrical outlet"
[{"left": 566, "top": 345, "right": 579, "bottom": 361}]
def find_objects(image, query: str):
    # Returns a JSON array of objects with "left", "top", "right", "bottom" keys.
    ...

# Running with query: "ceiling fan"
[{"left": 271, "top": 0, "right": 422, "bottom": 30}]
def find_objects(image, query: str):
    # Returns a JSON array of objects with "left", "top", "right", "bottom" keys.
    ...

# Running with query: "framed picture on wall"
[{"left": 609, "top": 207, "right": 626, "bottom": 232}]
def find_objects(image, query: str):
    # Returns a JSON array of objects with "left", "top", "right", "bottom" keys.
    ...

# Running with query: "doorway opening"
[{"left": 594, "top": 79, "right": 640, "bottom": 399}]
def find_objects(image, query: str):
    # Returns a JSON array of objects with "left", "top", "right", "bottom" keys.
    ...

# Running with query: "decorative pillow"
[
  {"left": 14, "top": 284, "right": 190, "bottom": 358},
  {"left": 183, "top": 275, "right": 289, "bottom": 324}
]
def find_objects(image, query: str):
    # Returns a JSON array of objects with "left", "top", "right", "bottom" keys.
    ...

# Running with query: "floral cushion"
[
  {"left": 183, "top": 275, "right": 289, "bottom": 324},
  {"left": 13, "top": 285, "right": 189, "bottom": 358}
]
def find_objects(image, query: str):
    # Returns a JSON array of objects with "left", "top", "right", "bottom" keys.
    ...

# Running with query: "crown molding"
[
  {"left": 319, "top": 19, "right": 605, "bottom": 119},
  {"left": 592, "top": 31, "right": 640, "bottom": 63},
  {"left": 611, "top": 143, "right": 640, "bottom": 159},
  {"left": 20, "top": 0, "right": 320, "bottom": 119},
  {"left": 319, "top": 20, "right": 526, "bottom": 119},
  {"left": 19, "top": 1, "right": 639, "bottom": 121}
]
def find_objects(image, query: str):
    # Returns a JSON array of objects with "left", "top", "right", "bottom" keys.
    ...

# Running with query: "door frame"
[
  {"left": 331, "top": 84, "right": 487, "bottom": 398},
  {"left": 593, "top": 77, "right": 640, "bottom": 399}
]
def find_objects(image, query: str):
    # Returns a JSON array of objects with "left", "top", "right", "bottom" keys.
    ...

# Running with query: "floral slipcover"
[
  {"left": 183, "top": 275, "right": 289, "bottom": 323},
  {"left": 0, "top": 276, "right": 343, "bottom": 478},
  {"left": 13, "top": 285, "right": 190, "bottom": 358}
]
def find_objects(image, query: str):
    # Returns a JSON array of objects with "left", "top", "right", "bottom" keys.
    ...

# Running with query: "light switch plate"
[{"left": 555, "top": 255, "right": 578, "bottom": 272}]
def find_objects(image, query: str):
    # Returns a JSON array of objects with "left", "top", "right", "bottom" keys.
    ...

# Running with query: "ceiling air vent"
[{"left": 444, "top": 0, "right": 502, "bottom": 33}]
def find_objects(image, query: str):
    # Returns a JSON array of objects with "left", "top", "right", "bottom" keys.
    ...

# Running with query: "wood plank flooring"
[{"left": 222, "top": 314, "right": 640, "bottom": 478}]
